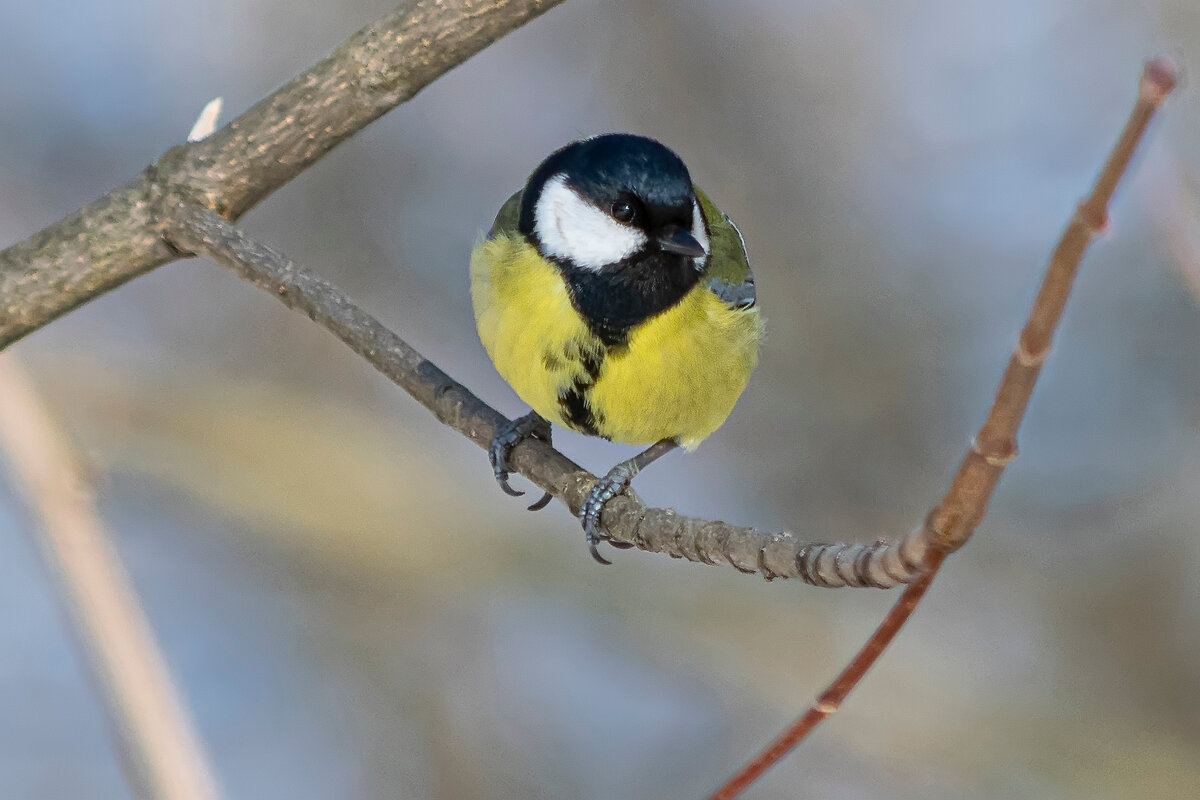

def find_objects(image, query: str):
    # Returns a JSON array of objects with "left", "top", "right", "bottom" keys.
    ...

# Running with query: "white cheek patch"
[
  {"left": 534, "top": 174, "right": 647, "bottom": 271},
  {"left": 692, "top": 198, "right": 711, "bottom": 270}
]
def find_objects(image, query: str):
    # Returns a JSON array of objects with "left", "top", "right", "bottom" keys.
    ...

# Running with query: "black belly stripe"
[
  {"left": 559, "top": 379, "right": 599, "bottom": 436},
  {"left": 556, "top": 343, "right": 605, "bottom": 437}
]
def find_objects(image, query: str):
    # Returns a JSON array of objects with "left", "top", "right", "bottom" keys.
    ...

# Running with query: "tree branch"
[
  {"left": 707, "top": 57, "right": 1179, "bottom": 799},
  {"left": 0, "top": 0, "right": 925, "bottom": 588},
  {"left": 922, "top": 55, "right": 1181, "bottom": 554},
  {"left": 0, "top": 0, "right": 1181, "bottom": 793},
  {"left": 0, "top": 0, "right": 566, "bottom": 348},
  {"left": 166, "top": 202, "right": 928, "bottom": 587},
  {"left": 0, "top": 4, "right": 1175, "bottom": 601},
  {"left": 711, "top": 547, "right": 948, "bottom": 800}
]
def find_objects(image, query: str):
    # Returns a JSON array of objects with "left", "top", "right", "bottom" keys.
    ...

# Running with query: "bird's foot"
[
  {"left": 580, "top": 463, "right": 639, "bottom": 565},
  {"left": 489, "top": 411, "right": 553, "bottom": 511}
]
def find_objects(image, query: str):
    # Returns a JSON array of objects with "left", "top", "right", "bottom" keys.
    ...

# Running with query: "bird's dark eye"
[{"left": 610, "top": 200, "right": 636, "bottom": 223}]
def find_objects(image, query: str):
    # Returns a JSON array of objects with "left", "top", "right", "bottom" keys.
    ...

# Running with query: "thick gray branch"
[
  {"left": 168, "top": 204, "right": 925, "bottom": 587},
  {"left": 0, "top": 0, "right": 565, "bottom": 347}
]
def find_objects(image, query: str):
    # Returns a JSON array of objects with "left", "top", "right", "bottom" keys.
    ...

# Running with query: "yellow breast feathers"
[{"left": 471, "top": 234, "right": 762, "bottom": 449}]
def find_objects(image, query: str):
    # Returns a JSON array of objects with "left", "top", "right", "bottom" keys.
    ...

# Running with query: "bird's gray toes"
[
  {"left": 579, "top": 465, "right": 637, "bottom": 564},
  {"left": 488, "top": 412, "right": 551, "bottom": 502}
]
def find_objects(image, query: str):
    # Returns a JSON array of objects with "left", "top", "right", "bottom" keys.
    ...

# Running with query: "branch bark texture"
[
  {"left": 0, "top": 0, "right": 565, "bottom": 347},
  {"left": 922, "top": 57, "right": 1180, "bottom": 554},
  {"left": 0, "top": 0, "right": 925, "bottom": 588},
  {"left": 0, "top": 6, "right": 1181, "bottom": 798},
  {"left": 167, "top": 204, "right": 927, "bottom": 586},
  {"left": 0, "top": 0, "right": 1176, "bottom": 596},
  {"left": 708, "top": 57, "right": 1179, "bottom": 799}
]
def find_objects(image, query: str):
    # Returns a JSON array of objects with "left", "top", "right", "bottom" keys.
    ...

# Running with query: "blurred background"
[{"left": 2, "top": 0, "right": 1200, "bottom": 797}]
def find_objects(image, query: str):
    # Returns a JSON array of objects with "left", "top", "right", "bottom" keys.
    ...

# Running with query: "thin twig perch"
[
  {"left": 166, "top": 203, "right": 927, "bottom": 586},
  {"left": 0, "top": 1, "right": 1181, "bottom": 795},
  {"left": 707, "top": 57, "right": 1179, "bottom": 800},
  {"left": 1, "top": 0, "right": 932, "bottom": 588}
]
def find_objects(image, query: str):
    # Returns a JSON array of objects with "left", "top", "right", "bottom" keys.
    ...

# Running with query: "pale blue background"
[{"left": 2, "top": 1, "right": 1199, "bottom": 797}]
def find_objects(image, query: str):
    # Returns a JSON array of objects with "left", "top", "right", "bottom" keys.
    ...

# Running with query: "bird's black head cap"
[
  {"left": 517, "top": 134, "right": 707, "bottom": 345},
  {"left": 518, "top": 134, "right": 697, "bottom": 236}
]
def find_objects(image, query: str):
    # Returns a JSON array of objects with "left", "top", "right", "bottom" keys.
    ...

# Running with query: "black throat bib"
[{"left": 555, "top": 250, "right": 700, "bottom": 347}]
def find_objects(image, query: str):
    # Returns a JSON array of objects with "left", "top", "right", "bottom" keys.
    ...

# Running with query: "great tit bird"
[{"left": 471, "top": 133, "right": 762, "bottom": 563}]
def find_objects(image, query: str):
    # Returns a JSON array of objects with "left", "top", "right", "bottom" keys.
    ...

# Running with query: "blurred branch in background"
[
  {"left": 0, "top": 0, "right": 1189, "bottom": 792},
  {"left": 0, "top": 0, "right": 566, "bottom": 348},
  {"left": 0, "top": 353, "right": 222, "bottom": 800},
  {"left": 0, "top": 2, "right": 1182, "bottom": 594},
  {"left": 709, "top": 57, "right": 1180, "bottom": 799}
]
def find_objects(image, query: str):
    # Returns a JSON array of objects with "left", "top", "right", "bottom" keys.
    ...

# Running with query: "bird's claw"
[
  {"left": 588, "top": 540, "right": 612, "bottom": 566},
  {"left": 580, "top": 464, "right": 638, "bottom": 565},
  {"left": 525, "top": 491, "right": 553, "bottom": 512},
  {"left": 497, "top": 476, "right": 525, "bottom": 498},
  {"left": 489, "top": 412, "right": 553, "bottom": 509}
]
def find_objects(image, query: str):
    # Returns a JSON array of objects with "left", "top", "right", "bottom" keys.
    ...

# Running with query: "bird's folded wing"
[
  {"left": 705, "top": 274, "right": 757, "bottom": 310},
  {"left": 694, "top": 187, "right": 756, "bottom": 311},
  {"left": 489, "top": 190, "right": 525, "bottom": 238}
]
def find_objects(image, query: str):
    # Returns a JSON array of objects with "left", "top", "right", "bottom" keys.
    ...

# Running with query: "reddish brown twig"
[
  {"left": 711, "top": 548, "right": 946, "bottom": 800},
  {"left": 709, "top": 56, "right": 1179, "bottom": 800},
  {"left": 923, "top": 56, "right": 1179, "bottom": 554}
]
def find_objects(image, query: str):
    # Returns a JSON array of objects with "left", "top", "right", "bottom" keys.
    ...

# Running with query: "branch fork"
[
  {"left": 709, "top": 56, "right": 1179, "bottom": 798},
  {"left": 0, "top": 3, "right": 1180, "bottom": 794}
]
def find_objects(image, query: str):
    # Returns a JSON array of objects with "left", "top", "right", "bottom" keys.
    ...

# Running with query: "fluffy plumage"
[
  {"left": 470, "top": 133, "right": 762, "bottom": 561},
  {"left": 471, "top": 136, "right": 761, "bottom": 449}
]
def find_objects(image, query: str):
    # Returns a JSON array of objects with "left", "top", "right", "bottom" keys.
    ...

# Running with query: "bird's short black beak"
[{"left": 655, "top": 226, "right": 706, "bottom": 258}]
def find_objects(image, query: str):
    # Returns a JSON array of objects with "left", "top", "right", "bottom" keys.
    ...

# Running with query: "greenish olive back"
[
  {"left": 488, "top": 190, "right": 524, "bottom": 238},
  {"left": 694, "top": 186, "right": 751, "bottom": 286}
]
